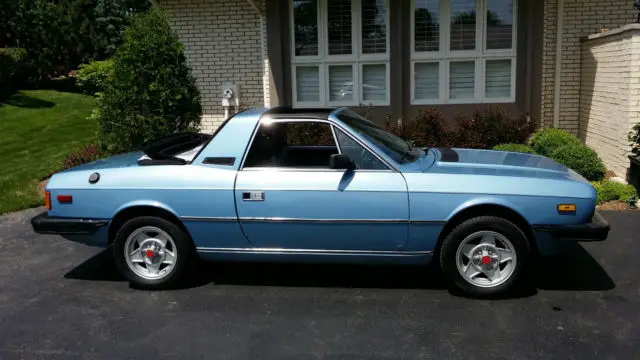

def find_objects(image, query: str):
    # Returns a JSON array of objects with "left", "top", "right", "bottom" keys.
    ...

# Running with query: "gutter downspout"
[
  {"left": 246, "top": 0, "right": 270, "bottom": 108},
  {"left": 553, "top": 0, "right": 564, "bottom": 128}
]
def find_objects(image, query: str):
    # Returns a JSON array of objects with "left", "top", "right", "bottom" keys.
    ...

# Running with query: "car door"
[{"left": 234, "top": 119, "right": 409, "bottom": 252}]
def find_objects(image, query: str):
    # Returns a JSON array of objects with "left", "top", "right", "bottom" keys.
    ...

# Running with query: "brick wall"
[
  {"left": 541, "top": 0, "right": 635, "bottom": 133},
  {"left": 160, "top": 0, "right": 267, "bottom": 132},
  {"left": 581, "top": 26, "right": 640, "bottom": 178}
]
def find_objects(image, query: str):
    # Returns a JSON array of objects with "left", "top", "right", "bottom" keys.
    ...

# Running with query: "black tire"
[
  {"left": 113, "top": 216, "right": 194, "bottom": 289},
  {"left": 439, "top": 216, "right": 531, "bottom": 298}
]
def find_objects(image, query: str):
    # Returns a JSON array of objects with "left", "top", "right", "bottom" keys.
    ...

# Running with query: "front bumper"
[
  {"left": 532, "top": 212, "right": 610, "bottom": 242},
  {"left": 31, "top": 212, "right": 108, "bottom": 235}
]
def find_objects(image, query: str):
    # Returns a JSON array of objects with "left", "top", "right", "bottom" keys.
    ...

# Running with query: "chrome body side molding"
[
  {"left": 181, "top": 216, "right": 446, "bottom": 225},
  {"left": 196, "top": 247, "right": 433, "bottom": 256}
]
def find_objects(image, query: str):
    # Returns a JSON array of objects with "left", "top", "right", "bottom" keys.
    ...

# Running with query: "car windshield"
[{"left": 336, "top": 109, "right": 419, "bottom": 164}]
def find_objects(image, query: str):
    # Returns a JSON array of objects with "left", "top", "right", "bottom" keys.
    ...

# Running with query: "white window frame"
[
  {"left": 290, "top": 0, "right": 391, "bottom": 108},
  {"left": 292, "top": 64, "right": 325, "bottom": 107},
  {"left": 326, "top": 62, "right": 359, "bottom": 107},
  {"left": 360, "top": 62, "right": 391, "bottom": 106},
  {"left": 410, "top": 0, "right": 517, "bottom": 105}
]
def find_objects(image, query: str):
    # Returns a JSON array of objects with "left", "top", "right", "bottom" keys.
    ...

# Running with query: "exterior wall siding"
[
  {"left": 160, "top": 0, "right": 267, "bottom": 132},
  {"left": 581, "top": 26, "right": 640, "bottom": 178},
  {"left": 541, "top": 0, "right": 635, "bottom": 133}
]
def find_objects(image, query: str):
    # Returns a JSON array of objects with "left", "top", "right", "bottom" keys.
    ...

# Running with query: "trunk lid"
[{"left": 59, "top": 151, "right": 144, "bottom": 173}]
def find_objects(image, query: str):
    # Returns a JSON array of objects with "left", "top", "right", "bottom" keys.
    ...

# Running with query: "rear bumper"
[
  {"left": 532, "top": 212, "right": 610, "bottom": 242},
  {"left": 31, "top": 212, "right": 108, "bottom": 235}
]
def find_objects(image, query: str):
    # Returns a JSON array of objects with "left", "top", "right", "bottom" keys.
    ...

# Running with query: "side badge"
[{"left": 89, "top": 172, "right": 100, "bottom": 184}]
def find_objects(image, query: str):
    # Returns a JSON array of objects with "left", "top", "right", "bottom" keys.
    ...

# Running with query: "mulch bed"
[
  {"left": 37, "top": 179, "right": 48, "bottom": 198},
  {"left": 597, "top": 201, "right": 638, "bottom": 211}
]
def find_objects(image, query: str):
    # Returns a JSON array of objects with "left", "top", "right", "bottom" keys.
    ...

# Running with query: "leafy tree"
[
  {"left": 293, "top": 0, "right": 318, "bottom": 56},
  {"left": 0, "top": 0, "right": 149, "bottom": 81},
  {"left": 414, "top": 9, "right": 438, "bottom": 49},
  {"left": 94, "top": 8, "right": 202, "bottom": 154},
  {"left": 451, "top": 11, "right": 501, "bottom": 26}
]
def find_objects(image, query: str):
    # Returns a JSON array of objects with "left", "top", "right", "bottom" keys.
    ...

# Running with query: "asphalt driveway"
[{"left": 0, "top": 208, "right": 638, "bottom": 359}]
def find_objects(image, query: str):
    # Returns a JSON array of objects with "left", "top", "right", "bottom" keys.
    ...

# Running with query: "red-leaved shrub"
[
  {"left": 387, "top": 106, "right": 536, "bottom": 149},
  {"left": 387, "top": 108, "right": 452, "bottom": 148},
  {"left": 62, "top": 144, "right": 102, "bottom": 170}
]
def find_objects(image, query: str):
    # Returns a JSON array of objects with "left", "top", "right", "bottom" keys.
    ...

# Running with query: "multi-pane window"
[
  {"left": 412, "top": 0, "right": 517, "bottom": 104},
  {"left": 291, "top": 0, "right": 390, "bottom": 107}
]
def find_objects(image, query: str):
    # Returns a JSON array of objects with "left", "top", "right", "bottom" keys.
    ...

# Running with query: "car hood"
[
  {"left": 59, "top": 151, "right": 144, "bottom": 173},
  {"left": 425, "top": 148, "right": 588, "bottom": 183}
]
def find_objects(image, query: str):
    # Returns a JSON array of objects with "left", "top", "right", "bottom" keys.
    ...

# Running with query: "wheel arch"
[
  {"left": 108, "top": 203, "right": 192, "bottom": 245},
  {"left": 435, "top": 201, "right": 537, "bottom": 257}
]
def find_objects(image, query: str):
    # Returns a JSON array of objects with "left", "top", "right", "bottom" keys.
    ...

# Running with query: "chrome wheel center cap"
[
  {"left": 470, "top": 244, "right": 500, "bottom": 271},
  {"left": 140, "top": 239, "right": 165, "bottom": 265}
]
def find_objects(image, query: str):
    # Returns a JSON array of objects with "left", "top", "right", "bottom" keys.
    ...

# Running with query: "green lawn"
[{"left": 0, "top": 90, "right": 96, "bottom": 214}]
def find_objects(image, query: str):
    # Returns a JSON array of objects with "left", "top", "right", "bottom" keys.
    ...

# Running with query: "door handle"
[{"left": 242, "top": 191, "right": 265, "bottom": 201}]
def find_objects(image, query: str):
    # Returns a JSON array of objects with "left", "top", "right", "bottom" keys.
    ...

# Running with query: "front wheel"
[
  {"left": 439, "top": 216, "right": 531, "bottom": 298},
  {"left": 113, "top": 216, "right": 194, "bottom": 289}
]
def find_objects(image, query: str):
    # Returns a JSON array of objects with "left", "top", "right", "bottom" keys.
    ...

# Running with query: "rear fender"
[{"left": 112, "top": 200, "right": 180, "bottom": 220}]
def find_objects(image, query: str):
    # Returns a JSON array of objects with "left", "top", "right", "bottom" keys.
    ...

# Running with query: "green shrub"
[
  {"left": 76, "top": 59, "right": 114, "bottom": 95},
  {"left": 493, "top": 143, "right": 536, "bottom": 154},
  {"left": 0, "top": 48, "right": 28, "bottom": 97},
  {"left": 530, "top": 128, "right": 582, "bottom": 156},
  {"left": 591, "top": 180, "right": 638, "bottom": 204},
  {"left": 629, "top": 122, "right": 640, "bottom": 158},
  {"left": 550, "top": 143, "right": 606, "bottom": 181},
  {"left": 95, "top": 9, "right": 202, "bottom": 154}
]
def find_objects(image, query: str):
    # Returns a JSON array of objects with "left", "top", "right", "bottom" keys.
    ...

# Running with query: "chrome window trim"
[
  {"left": 196, "top": 247, "right": 433, "bottom": 256},
  {"left": 240, "top": 167, "right": 391, "bottom": 173},
  {"left": 329, "top": 108, "right": 402, "bottom": 172},
  {"left": 331, "top": 125, "right": 342, "bottom": 154},
  {"left": 237, "top": 115, "right": 262, "bottom": 171},
  {"left": 239, "top": 116, "right": 398, "bottom": 172}
]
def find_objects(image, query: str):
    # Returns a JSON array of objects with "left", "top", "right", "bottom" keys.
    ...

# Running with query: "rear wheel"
[
  {"left": 113, "top": 216, "right": 193, "bottom": 289},
  {"left": 439, "top": 216, "right": 531, "bottom": 298}
]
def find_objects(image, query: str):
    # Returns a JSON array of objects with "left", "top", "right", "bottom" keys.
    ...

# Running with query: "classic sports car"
[{"left": 31, "top": 107, "right": 609, "bottom": 297}]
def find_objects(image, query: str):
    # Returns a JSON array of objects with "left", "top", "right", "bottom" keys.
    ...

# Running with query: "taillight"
[{"left": 45, "top": 190, "right": 51, "bottom": 210}]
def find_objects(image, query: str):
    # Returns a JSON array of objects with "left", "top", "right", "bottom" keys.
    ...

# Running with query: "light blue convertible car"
[{"left": 32, "top": 107, "right": 609, "bottom": 297}]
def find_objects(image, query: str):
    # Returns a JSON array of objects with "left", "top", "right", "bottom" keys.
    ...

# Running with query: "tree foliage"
[
  {"left": 0, "top": 48, "right": 28, "bottom": 98},
  {"left": 94, "top": 8, "right": 202, "bottom": 154},
  {"left": 76, "top": 59, "right": 114, "bottom": 95},
  {"left": 0, "top": 0, "right": 150, "bottom": 81}
]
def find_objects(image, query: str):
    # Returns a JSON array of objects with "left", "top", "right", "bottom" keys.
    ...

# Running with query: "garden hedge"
[
  {"left": 385, "top": 106, "right": 536, "bottom": 149},
  {"left": 530, "top": 128, "right": 582, "bottom": 156},
  {"left": 0, "top": 48, "right": 28, "bottom": 97},
  {"left": 493, "top": 143, "right": 536, "bottom": 154},
  {"left": 591, "top": 180, "right": 637, "bottom": 204},
  {"left": 76, "top": 59, "right": 114, "bottom": 96},
  {"left": 550, "top": 143, "right": 606, "bottom": 181}
]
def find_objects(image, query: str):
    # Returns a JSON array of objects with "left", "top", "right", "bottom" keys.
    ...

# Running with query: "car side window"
[
  {"left": 243, "top": 121, "right": 339, "bottom": 169},
  {"left": 334, "top": 128, "right": 388, "bottom": 170}
]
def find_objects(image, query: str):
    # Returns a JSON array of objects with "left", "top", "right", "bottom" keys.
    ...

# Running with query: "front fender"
[{"left": 447, "top": 197, "right": 530, "bottom": 223}]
